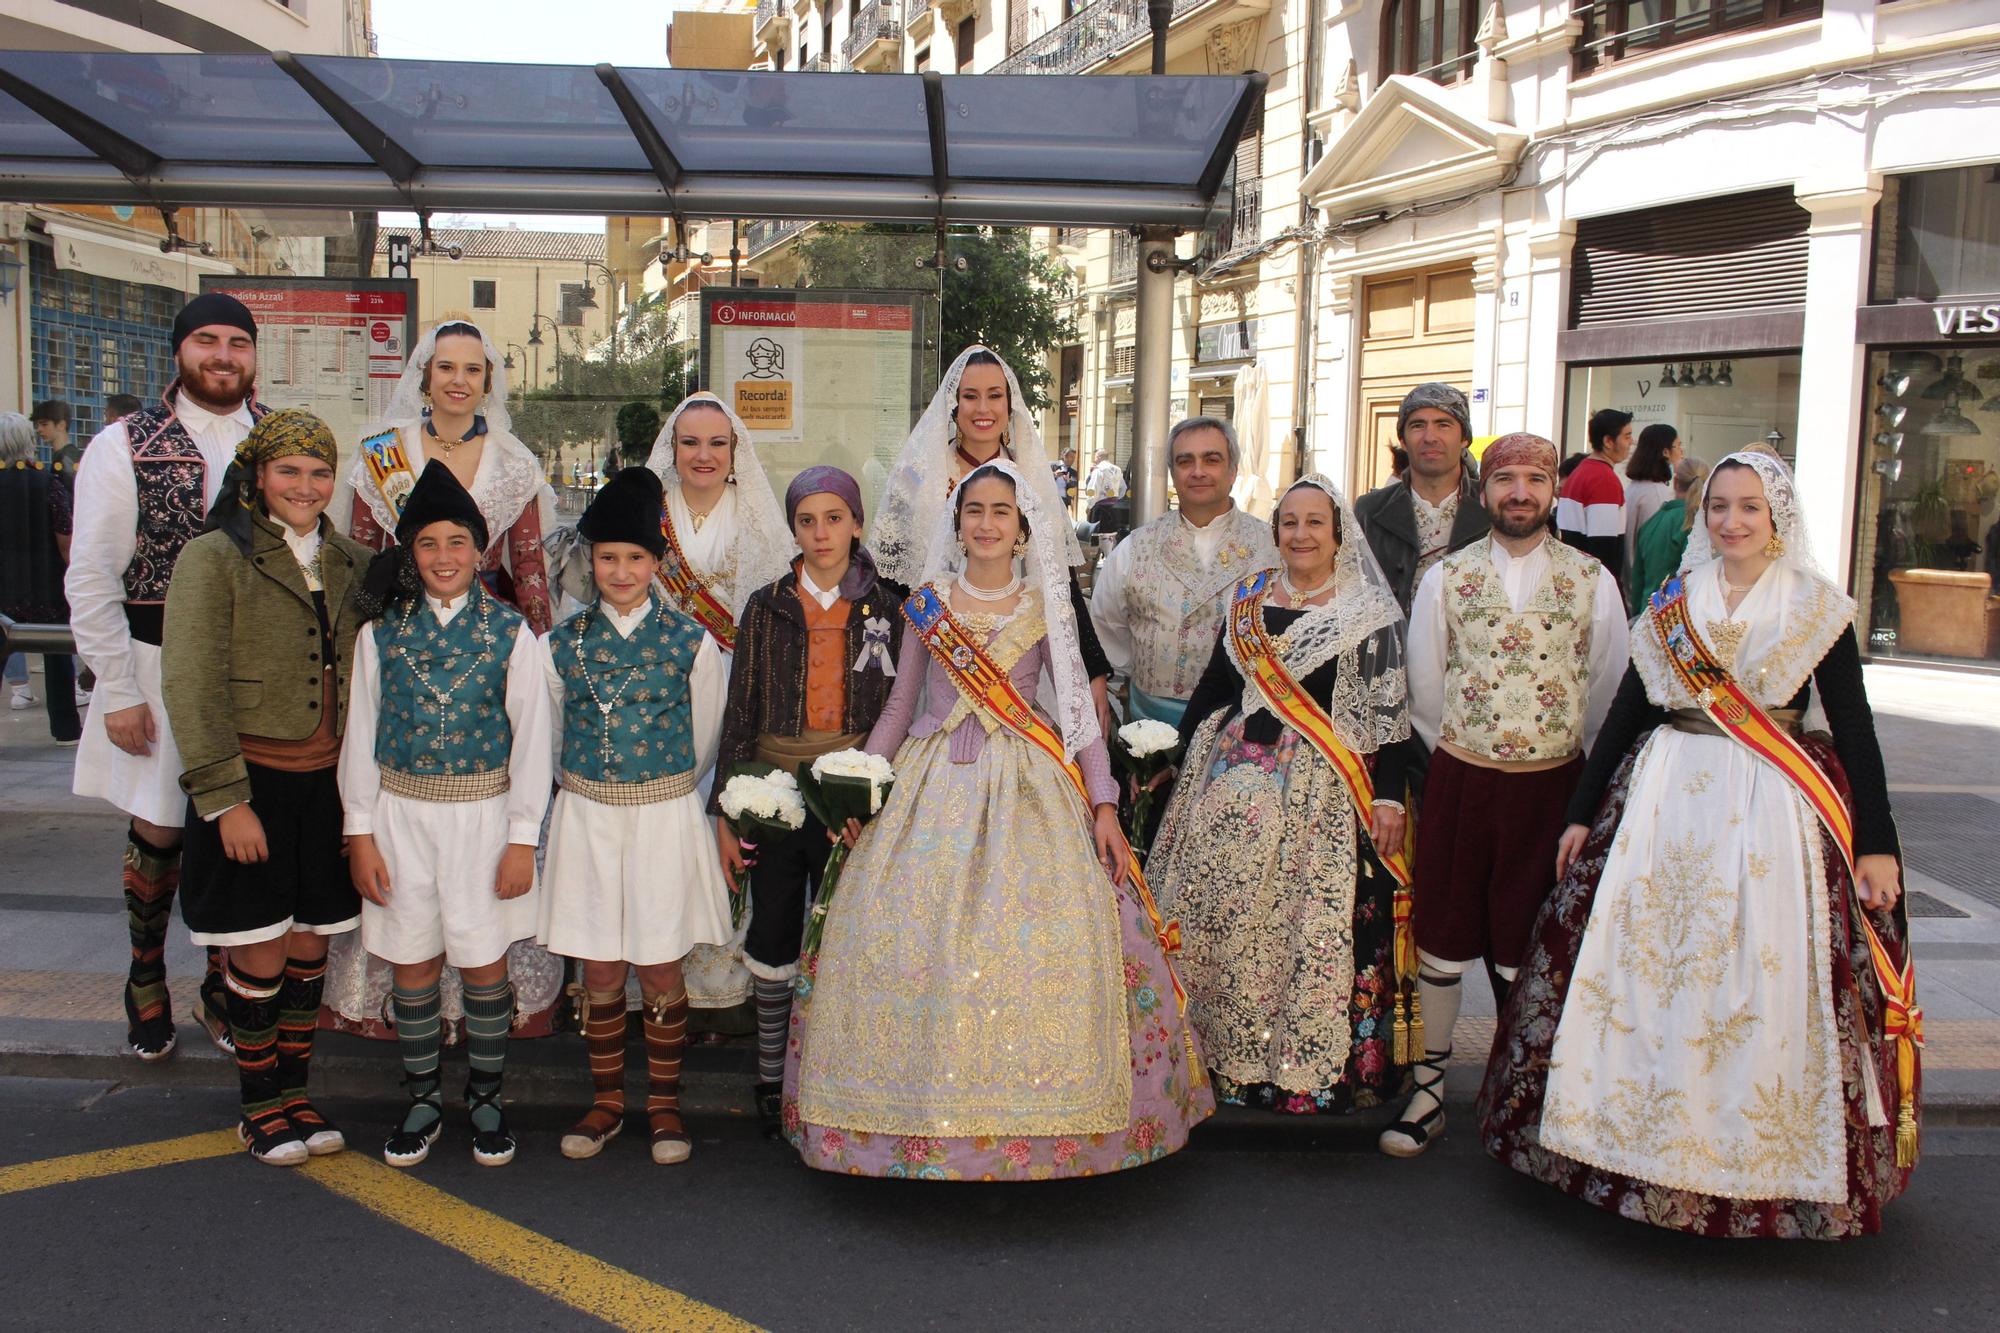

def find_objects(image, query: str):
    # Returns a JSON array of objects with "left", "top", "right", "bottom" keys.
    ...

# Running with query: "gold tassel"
[
  {"left": 1896, "top": 1099, "right": 1918, "bottom": 1168},
  {"left": 1392, "top": 991, "right": 1410, "bottom": 1066},
  {"left": 1407, "top": 985, "right": 1425, "bottom": 1061}
]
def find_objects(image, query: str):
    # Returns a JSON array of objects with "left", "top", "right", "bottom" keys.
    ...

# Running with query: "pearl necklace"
[
  {"left": 955, "top": 571, "right": 1023, "bottom": 603},
  {"left": 1278, "top": 568, "right": 1337, "bottom": 608},
  {"left": 576, "top": 601, "right": 649, "bottom": 764},
  {"left": 395, "top": 592, "right": 492, "bottom": 710}
]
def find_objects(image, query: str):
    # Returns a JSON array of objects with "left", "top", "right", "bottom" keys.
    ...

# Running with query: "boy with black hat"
[
  {"left": 539, "top": 467, "right": 733, "bottom": 1166},
  {"left": 342, "top": 461, "right": 554, "bottom": 1168},
  {"left": 712, "top": 464, "right": 904, "bottom": 1136},
  {"left": 68, "top": 290, "right": 264, "bottom": 1062}
]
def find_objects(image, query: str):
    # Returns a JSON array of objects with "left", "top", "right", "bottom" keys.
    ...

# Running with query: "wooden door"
[{"left": 1352, "top": 263, "right": 1477, "bottom": 495}]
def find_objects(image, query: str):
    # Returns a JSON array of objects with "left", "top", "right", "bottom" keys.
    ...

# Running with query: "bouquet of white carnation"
[
  {"left": 796, "top": 749, "right": 898, "bottom": 957},
  {"left": 717, "top": 764, "right": 807, "bottom": 927},
  {"left": 1112, "top": 717, "right": 1184, "bottom": 864}
]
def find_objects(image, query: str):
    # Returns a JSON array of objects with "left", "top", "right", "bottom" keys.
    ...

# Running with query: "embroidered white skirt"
[
  {"left": 71, "top": 640, "right": 187, "bottom": 827},
  {"left": 358, "top": 789, "right": 540, "bottom": 968},
  {"left": 538, "top": 784, "right": 733, "bottom": 967}
]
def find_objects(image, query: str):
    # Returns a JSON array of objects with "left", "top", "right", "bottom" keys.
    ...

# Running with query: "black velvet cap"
[{"left": 578, "top": 466, "right": 667, "bottom": 557}]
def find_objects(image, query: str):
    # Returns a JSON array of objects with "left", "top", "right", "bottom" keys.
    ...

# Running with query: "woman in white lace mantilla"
[
  {"left": 326, "top": 320, "right": 566, "bottom": 1039},
  {"left": 1150, "top": 475, "right": 1425, "bottom": 1115},
  {"left": 1479, "top": 450, "right": 1917, "bottom": 1239},
  {"left": 785, "top": 459, "right": 1213, "bottom": 1179}
]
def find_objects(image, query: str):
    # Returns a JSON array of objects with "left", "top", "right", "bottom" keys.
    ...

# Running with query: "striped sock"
[
  {"left": 572, "top": 988, "right": 627, "bottom": 1140},
  {"left": 391, "top": 980, "right": 443, "bottom": 1135},
  {"left": 276, "top": 955, "right": 326, "bottom": 1110},
  {"left": 752, "top": 977, "right": 792, "bottom": 1083},
  {"left": 224, "top": 962, "right": 285, "bottom": 1127},
  {"left": 643, "top": 987, "right": 689, "bottom": 1142},
  {"left": 461, "top": 977, "right": 514, "bottom": 1134},
  {"left": 121, "top": 826, "right": 179, "bottom": 1028}
]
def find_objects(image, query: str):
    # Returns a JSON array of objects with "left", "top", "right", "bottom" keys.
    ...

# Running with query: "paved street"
[{"left": 3, "top": 659, "right": 2000, "bottom": 1330}]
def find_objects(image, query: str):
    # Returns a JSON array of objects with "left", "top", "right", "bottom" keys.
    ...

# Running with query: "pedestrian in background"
[
  {"left": 1627, "top": 454, "right": 1708, "bottom": 617},
  {"left": 1622, "top": 424, "right": 1681, "bottom": 575},
  {"left": 31, "top": 398, "right": 77, "bottom": 474},
  {"left": 0, "top": 412, "right": 80, "bottom": 744},
  {"left": 1557, "top": 407, "right": 1633, "bottom": 585}
]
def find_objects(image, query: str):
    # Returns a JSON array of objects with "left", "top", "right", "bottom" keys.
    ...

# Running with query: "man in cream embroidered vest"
[
  {"left": 1378, "top": 432, "right": 1629, "bottom": 1161},
  {"left": 1089, "top": 417, "right": 1277, "bottom": 728}
]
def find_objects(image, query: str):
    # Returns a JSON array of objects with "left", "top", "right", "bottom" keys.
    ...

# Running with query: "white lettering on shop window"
[{"left": 1933, "top": 305, "right": 2000, "bottom": 335}]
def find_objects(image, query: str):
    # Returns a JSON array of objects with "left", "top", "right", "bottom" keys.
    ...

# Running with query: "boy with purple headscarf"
[{"left": 711, "top": 465, "right": 907, "bottom": 1136}]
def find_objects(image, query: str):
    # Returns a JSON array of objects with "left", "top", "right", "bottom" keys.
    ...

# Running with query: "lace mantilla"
[
  {"left": 643, "top": 392, "right": 793, "bottom": 618},
  {"left": 343, "top": 421, "right": 546, "bottom": 553}
]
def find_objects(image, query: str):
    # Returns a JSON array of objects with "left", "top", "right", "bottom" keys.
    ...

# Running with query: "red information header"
[
  {"left": 710, "top": 299, "right": 913, "bottom": 332},
  {"left": 214, "top": 287, "right": 410, "bottom": 317}
]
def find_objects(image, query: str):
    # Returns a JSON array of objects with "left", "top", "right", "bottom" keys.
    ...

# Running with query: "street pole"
[{"left": 1128, "top": 0, "right": 1178, "bottom": 527}]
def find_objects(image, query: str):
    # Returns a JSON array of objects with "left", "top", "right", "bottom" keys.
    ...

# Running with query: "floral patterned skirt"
[
  {"left": 784, "top": 729, "right": 1214, "bottom": 1180},
  {"left": 1150, "top": 715, "right": 1398, "bottom": 1116},
  {"left": 1477, "top": 736, "right": 1918, "bottom": 1238}
]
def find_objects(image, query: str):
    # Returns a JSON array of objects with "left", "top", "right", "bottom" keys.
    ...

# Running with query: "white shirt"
[
  {"left": 64, "top": 391, "right": 254, "bottom": 711},
  {"left": 1405, "top": 534, "right": 1630, "bottom": 754},
  {"left": 279, "top": 523, "right": 324, "bottom": 593},
  {"left": 603, "top": 599, "right": 653, "bottom": 639},
  {"left": 798, "top": 565, "right": 842, "bottom": 611},
  {"left": 339, "top": 616, "right": 556, "bottom": 846},
  {"left": 1090, "top": 505, "right": 1235, "bottom": 679},
  {"left": 540, "top": 602, "right": 727, "bottom": 781}
]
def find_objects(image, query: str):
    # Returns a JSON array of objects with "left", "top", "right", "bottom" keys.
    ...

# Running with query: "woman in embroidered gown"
[
  {"left": 872, "top": 346, "right": 1113, "bottom": 730},
  {"left": 786, "top": 460, "right": 1213, "bottom": 1179},
  {"left": 1151, "top": 476, "right": 1423, "bottom": 1115},
  {"left": 1479, "top": 451, "right": 1917, "bottom": 1239},
  {"left": 327, "top": 321, "right": 565, "bottom": 1039}
]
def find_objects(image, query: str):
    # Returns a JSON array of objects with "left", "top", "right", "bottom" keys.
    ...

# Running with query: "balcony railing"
[
  {"left": 666, "top": 292, "right": 701, "bottom": 346},
  {"left": 804, "top": 54, "right": 832, "bottom": 72},
  {"left": 744, "top": 218, "right": 812, "bottom": 256},
  {"left": 905, "top": 0, "right": 933, "bottom": 29},
  {"left": 993, "top": 0, "right": 1203, "bottom": 75},
  {"left": 844, "top": 0, "right": 902, "bottom": 64},
  {"left": 1055, "top": 225, "right": 1091, "bottom": 249},
  {"left": 1205, "top": 175, "right": 1260, "bottom": 259},
  {"left": 1573, "top": 0, "right": 1821, "bottom": 75},
  {"left": 755, "top": 0, "right": 786, "bottom": 34},
  {"left": 1111, "top": 230, "right": 1137, "bottom": 283}
]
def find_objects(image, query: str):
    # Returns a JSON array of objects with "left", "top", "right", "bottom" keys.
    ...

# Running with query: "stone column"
[{"left": 1794, "top": 179, "right": 1882, "bottom": 586}]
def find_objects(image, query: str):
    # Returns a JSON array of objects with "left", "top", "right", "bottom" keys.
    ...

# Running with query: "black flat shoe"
[
  {"left": 123, "top": 984, "right": 176, "bottom": 1063},
  {"left": 753, "top": 1081, "right": 785, "bottom": 1140},
  {"left": 466, "top": 1079, "right": 516, "bottom": 1167}
]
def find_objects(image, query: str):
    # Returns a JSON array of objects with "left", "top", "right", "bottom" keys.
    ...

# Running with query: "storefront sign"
[{"left": 1857, "top": 297, "right": 2000, "bottom": 345}]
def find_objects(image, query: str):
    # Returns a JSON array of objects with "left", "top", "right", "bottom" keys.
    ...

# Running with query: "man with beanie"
[
  {"left": 1354, "top": 382, "right": 1490, "bottom": 613},
  {"left": 66, "top": 291, "right": 263, "bottom": 1061}
]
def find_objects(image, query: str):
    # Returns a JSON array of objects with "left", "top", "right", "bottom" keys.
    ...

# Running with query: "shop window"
[
  {"left": 1382, "top": 0, "right": 1478, "bottom": 84},
  {"left": 1563, "top": 354, "right": 1800, "bottom": 468},
  {"left": 1855, "top": 346, "right": 2000, "bottom": 665},
  {"left": 1873, "top": 167, "right": 2000, "bottom": 304},
  {"left": 1574, "top": 1, "right": 1822, "bottom": 76}
]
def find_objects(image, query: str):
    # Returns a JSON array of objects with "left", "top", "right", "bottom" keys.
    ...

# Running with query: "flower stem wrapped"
[
  {"left": 796, "top": 749, "right": 897, "bottom": 958},
  {"left": 716, "top": 763, "right": 806, "bottom": 928},
  {"left": 1112, "top": 718, "right": 1182, "bottom": 864}
]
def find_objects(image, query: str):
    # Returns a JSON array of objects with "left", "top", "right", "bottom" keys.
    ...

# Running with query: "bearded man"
[
  {"left": 67, "top": 292, "right": 265, "bottom": 1061},
  {"left": 1378, "top": 432, "right": 1628, "bottom": 1159}
]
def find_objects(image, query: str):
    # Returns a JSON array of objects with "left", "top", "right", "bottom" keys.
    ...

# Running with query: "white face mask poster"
[{"left": 700, "top": 289, "right": 930, "bottom": 518}]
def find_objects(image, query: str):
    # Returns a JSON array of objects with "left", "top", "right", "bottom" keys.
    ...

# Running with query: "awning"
[
  {"left": 0, "top": 52, "right": 1265, "bottom": 230},
  {"left": 41, "top": 218, "right": 237, "bottom": 293}
]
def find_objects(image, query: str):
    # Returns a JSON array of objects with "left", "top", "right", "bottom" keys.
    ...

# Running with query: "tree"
[
  {"left": 615, "top": 401, "right": 661, "bottom": 464},
  {"left": 510, "top": 296, "right": 694, "bottom": 470},
  {"left": 795, "top": 225, "right": 1078, "bottom": 412}
]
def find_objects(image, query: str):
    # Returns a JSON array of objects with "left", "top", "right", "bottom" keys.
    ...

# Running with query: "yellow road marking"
[
  {"left": 0, "top": 1128, "right": 240, "bottom": 1195},
  {"left": 302, "top": 1152, "right": 761, "bottom": 1333}
]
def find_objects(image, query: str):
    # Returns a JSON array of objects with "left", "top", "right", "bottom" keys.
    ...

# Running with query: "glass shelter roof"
[{"left": 0, "top": 53, "right": 1263, "bottom": 229}]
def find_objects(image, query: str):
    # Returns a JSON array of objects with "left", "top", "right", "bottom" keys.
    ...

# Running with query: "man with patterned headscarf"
[
  {"left": 1090, "top": 416, "right": 1276, "bottom": 732},
  {"left": 1380, "top": 431, "right": 1628, "bottom": 1160},
  {"left": 1355, "top": 382, "right": 1489, "bottom": 613},
  {"left": 67, "top": 291, "right": 265, "bottom": 1062}
]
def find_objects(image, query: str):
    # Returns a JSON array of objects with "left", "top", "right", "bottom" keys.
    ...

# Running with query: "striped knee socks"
[
  {"left": 576, "top": 989, "right": 628, "bottom": 1138},
  {"left": 225, "top": 962, "right": 285, "bottom": 1130},
  {"left": 752, "top": 977, "right": 792, "bottom": 1084},
  {"left": 392, "top": 979, "right": 443, "bottom": 1134},
  {"left": 461, "top": 977, "right": 514, "bottom": 1134},
  {"left": 121, "top": 826, "right": 179, "bottom": 1039},
  {"left": 643, "top": 988, "right": 689, "bottom": 1147}
]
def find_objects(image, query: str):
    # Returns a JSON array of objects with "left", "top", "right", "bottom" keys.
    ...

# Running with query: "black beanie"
[
  {"left": 172, "top": 292, "right": 258, "bottom": 353},
  {"left": 578, "top": 467, "right": 668, "bottom": 558},
  {"left": 395, "top": 460, "right": 490, "bottom": 552}
]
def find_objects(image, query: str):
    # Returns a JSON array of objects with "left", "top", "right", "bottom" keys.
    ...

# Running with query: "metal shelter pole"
[{"left": 1131, "top": 227, "right": 1175, "bottom": 526}]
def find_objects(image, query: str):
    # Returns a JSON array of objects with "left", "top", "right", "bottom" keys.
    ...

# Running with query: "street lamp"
[
  {"left": 503, "top": 343, "right": 528, "bottom": 399},
  {"left": 527, "top": 313, "right": 563, "bottom": 391},
  {"left": 578, "top": 260, "right": 619, "bottom": 366}
]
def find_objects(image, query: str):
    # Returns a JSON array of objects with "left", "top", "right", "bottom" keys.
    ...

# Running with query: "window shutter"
[{"left": 1568, "top": 188, "right": 1810, "bottom": 328}]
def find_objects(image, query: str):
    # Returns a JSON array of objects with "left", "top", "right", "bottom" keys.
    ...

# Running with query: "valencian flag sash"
[
  {"left": 903, "top": 584, "right": 1190, "bottom": 1015},
  {"left": 1227, "top": 570, "right": 1425, "bottom": 1063},
  {"left": 359, "top": 428, "right": 418, "bottom": 520},
  {"left": 656, "top": 505, "right": 737, "bottom": 650},
  {"left": 1650, "top": 575, "right": 1922, "bottom": 1166}
]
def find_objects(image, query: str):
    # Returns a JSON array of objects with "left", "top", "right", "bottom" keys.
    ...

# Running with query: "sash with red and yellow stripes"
[
  {"left": 903, "top": 583, "right": 1187, "bottom": 1012},
  {"left": 1650, "top": 576, "right": 1921, "bottom": 1165},
  {"left": 657, "top": 505, "right": 737, "bottom": 650},
  {"left": 1228, "top": 570, "right": 1424, "bottom": 1063}
]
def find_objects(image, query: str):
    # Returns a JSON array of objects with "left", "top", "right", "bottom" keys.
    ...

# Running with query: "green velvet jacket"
[{"left": 161, "top": 510, "right": 370, "bottom": 817}]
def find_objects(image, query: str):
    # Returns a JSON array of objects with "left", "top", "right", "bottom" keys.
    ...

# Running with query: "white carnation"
[
  {"left": 1118, "top": 718, "right": 1180, "bottom": 758},
  {"left": 719, "top": 771, "right": 806, "bottom": 828},
  {"left": 811, "top": 748, "right": 896, "bottom": 814}
]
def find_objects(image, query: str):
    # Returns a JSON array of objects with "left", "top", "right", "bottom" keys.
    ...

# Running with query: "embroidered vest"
[
  {"left": 121, "top": 392, "right": 267, "bottom": 604},
  {"left": 374, "top": 590, "right": 521, "bottom": 776},
  {"left": 1122, "top": 508, "right": 1274, "bottom": 702},
  {"left": 549, "top": 601, "right": 702, "bottom": 783},
  {"left": 1439, "top": 536, "right": 1596, "bottom": 763}
]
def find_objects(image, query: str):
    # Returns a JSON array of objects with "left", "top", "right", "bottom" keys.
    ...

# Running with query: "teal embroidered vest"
[
  {"left": 550, "top": 597, "right": 702, "bottom": 783},
  {"left": 374, "top": 587, "right": 522, "bottom": 776}
]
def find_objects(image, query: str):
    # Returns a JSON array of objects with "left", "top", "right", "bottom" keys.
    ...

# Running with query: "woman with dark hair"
[
  {"left": 1627, "top": 454, "right": 1709, "bottom": 616},
  {"left": 787, "top": 460, "right": 1212, "bottom": 1179},
  {"left": 0, "top": 411, "right": 81, "bottom": 743},
  {"left": 1623, "top": 424, "right": 1682, "bottom": 574},
  {"left": 1480, "top": 451, "right": 1918, "bottom": 1238}
]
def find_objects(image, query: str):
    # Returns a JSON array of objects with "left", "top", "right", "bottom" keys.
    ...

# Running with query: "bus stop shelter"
[{"left": 0, "top": 51, "right": 1266, "bottom": 535}]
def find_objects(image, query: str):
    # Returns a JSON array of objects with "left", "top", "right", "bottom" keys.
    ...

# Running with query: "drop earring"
[
  {"left": 1011, "top": 535, "right": 1029, "bottom": 558},
  {"left": 1764, "top": 532, "right": 1785, "bottom": 558}
]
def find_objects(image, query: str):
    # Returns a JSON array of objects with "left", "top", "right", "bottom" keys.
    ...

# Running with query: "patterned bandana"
[
  {"left": 1397, "top": 382, "right": 1471, "bottom": 442},
  {"left": 786, "top": 464, "right": 865, "bottom": 528},
  {"left": 207, "top": 408, "right": 340, "bottom": 557},
  {"left": 1480, "top": 431, "right": 1557, "bottom": 479}
]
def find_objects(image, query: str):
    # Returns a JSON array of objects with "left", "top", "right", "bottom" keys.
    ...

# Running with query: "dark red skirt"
[{"left": 1476, "top": 733, "right": 1918, "bottom": 1239}]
